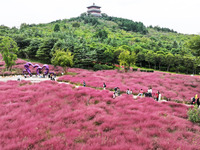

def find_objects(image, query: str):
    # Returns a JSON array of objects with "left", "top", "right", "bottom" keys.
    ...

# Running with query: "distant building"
[{"left": 87, "top": 3, "right": 102, "bottom": 17}]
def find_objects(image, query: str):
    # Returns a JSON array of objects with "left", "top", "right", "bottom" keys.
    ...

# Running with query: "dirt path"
[
  {"left": 0, "top": 75, "right": 51, "bottom": 83},
  {"left": 0, "top": 75, "right": 193, "bottom": 107}
]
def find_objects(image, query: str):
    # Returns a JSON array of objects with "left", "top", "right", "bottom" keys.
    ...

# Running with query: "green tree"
[
  {"left": 174, "top": 54, "right": 183, "bottom": 73},
  {"left": 119, "top": 50, "right": 136, "bottom": 70},
  {"left": 156, "top": 52, "right": 165, "bottom": 70},
  {"left": 0, "top": 36, "right": 18, "bottom": 71},
  {"left": 136, "top": 51, "right": 146, "bottom": 67},
  {"left": 51, "top": 49, "right": 74, "bottom": 73},
  {"left": 54, "top": 24, "right": 60, "bottom": 32},
  {"left": 165, "top": 53, "right": 174, "bottom": 72},
  {"left": 94, "top": 28, "right": 108, "bottom": 41},
  {"left": 36, "top": 38, "right": 58, "bottom": 63},
  {"left": 145, "top": 51, "right": 155, "bottom": 68},
  {"left": 25, "top": 38, "right": 42, "bottom": 59},
  {"left": 72, "top": 22, "right": 80, "bottom": 28},
  {"left": 187, "top": 35, "right": 200, "bottom": 56},
  {"left": 183, "top": 55, "right": 194, "bottom": 74}
]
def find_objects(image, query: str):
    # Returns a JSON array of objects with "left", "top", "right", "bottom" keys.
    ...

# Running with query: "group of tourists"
[
  {"left": 82, "top": 81, "right": 161, "bottom": 101},
  {"left": 191, "top": 94, "right": 200, "bottom": 107}
]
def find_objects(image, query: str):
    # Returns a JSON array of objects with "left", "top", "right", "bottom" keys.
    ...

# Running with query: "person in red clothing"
[
  {"left": 155, "top": 90, "right": 160, "bottom": 101},
  {"left": 137, "top": 89, "right": 143, "bottom": 96}
]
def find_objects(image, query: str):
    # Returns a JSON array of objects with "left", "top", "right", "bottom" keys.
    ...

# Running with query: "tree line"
[{"left": 0, "top": 15, "right": 199, "bottom": 74}]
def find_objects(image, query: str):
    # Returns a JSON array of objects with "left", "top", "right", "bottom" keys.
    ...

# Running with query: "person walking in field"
[
  {"left": 103, "top": 82, "right": 106, "bottom": 90},
  {"left": 83, "top": 81, "right": 86, "bottom": 87},
  {"left": 155, "top": 90, "right": 160, "bottom": 101}
]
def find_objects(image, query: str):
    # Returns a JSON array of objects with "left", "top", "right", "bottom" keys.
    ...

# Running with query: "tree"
[
  {"left": 165, "top": 53, "right": 174, "bottom": 72},
  {"left": 174, "top": 54, "right": 183, "bottom": 73},
  {"left": 25, "top": 38, "right": 42, "bottom": 59},
  {"left": 145, "top": 51, "right": 155, "bottom": 68},
  {"left": 0, "top": 36, "right": 18, "bottom": 71},
  {"left": 156, "top": 51, "right": 165, "bottom": 70},
  {"left": 94, "top": 28, "right": 108, "bottom": 41},
  {"left": 51, "top": 49, "right": 74, "bottom": 73},
  {"left": 187, "top": 35, "right": 200, "bottom": 56},
  {"left": 113, "top": 45, "right": 131, "bottom": 64},
  {"left": 136, "top": 51, "right": 146, "bottom": 67},
  {"left": 54, "top": 24, "right": 60, "bottom": 32},
  {"left": 36, "top": 38, "right": 58, "bottom": 63},
  {"left": 119, "top": 50, "right": 136, "bottom": 70},
  {"left": 72, "top": 22, "right": 80, "bottom": 28}
]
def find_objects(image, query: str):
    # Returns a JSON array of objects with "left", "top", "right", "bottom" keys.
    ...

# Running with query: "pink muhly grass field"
[
  {"left": 59, "top": 68, "right": 200, "bottom": 103},
  {"left": 0, "top": 80, "right": 200, "bottom": 149}
]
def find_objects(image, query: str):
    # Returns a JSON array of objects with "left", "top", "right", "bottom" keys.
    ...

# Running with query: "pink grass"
[{"left": 0, "top": 81, "right": 200, "bottom": 149}]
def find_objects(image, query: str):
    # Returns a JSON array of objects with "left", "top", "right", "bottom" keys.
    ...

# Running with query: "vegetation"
[
  {"left": 119, "top": 50, "right": 136, "bottom": 70},
  {"left": 0, "top": 14, "right": 199, "bottom": 73},
  {"left": 188, "top": 105, "right": 200, "bottom": 123},
  {"left": 0, "top": 80, "right": 200, "bottom": 149},
  {"left": 51, "top": 49, "right": 74, "bottom": 73},
  {"left": 0, "top": 36, "right": 18, "bottom": 71}
]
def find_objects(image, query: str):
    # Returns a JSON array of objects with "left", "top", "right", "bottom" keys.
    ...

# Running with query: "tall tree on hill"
[
  {"left": 36, "top": 38, "right": 58, "bottom": 63},
  {"left": 0, "top": 36, "right": 18, "bottom": 71},
  {"left": 51, "top": 49, "right": 74, "bottom": 73},
  {"left": 165, "top": 53, "right": 174, "bottom": 72},
  {"left": 187, "top": 35, "right": 200, "bottom": 56},
  {"left": 54, "top": 24, "right": 60, "bottom": 32},
  {"left": 119, "top": 50, "right": 136, "bottom": 71},
  {"left": 145, "top": 51, "right": 155, "bottom": 68}
]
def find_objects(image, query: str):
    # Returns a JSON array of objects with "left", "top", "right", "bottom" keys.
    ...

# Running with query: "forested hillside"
[{"left": 0, "top": 14, "right": 199, "bottom": 74}]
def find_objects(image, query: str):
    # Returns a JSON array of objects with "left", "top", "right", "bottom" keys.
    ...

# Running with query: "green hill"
[{"left": 0, "top": 14, "right": 199, "bottom": 74}]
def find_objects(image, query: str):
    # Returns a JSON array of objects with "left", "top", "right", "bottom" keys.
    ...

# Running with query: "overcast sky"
[{"left": 0, "top": 0, "right": 199, "bottom": 35}]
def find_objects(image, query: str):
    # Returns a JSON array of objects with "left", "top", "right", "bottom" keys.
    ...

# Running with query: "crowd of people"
[{"left": 82, "top": 81, "right": 162, "bottom": 101}]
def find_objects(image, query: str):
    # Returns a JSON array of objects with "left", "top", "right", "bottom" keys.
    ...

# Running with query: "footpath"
[
  {"left": 0, "top": 75, "right": 50, "bottom": 83},
  {"left": 0, "top": 75, "right": 192, "bottom": 107}
]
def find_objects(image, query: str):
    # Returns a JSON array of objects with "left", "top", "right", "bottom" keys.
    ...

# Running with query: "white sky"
[{"left": 0, "top": 0, "right": 199, "bottom": 34}]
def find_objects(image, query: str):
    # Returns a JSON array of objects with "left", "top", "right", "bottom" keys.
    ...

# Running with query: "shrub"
[
  {"left": 93, "top": 64, "right": 113, "bottom": 71},
  {"left": 188, "top": 105, "right": 200, "bottom": 123},
  {"left": 132, "top": 68, "right": 138, "bottom": 71}
]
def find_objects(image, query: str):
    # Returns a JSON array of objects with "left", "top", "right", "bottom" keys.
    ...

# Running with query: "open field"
[
  {"left": 0, "top": 80, "right": 200, "bottom": 149},
  {"left": 58, "top": 68, "right": 200, "bottom": 104}
]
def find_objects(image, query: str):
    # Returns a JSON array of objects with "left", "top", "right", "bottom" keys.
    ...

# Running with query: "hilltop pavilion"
[{"left": 87, "top": 3, "right": 102, "bottom": 17}]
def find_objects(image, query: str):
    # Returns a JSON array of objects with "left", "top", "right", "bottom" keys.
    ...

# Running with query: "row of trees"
[
  {"left": 0, "top": 35, "right": 74, "bottom": 73},
  {"left": 0, "top": 15, "right": 199, "bottom": 74}
]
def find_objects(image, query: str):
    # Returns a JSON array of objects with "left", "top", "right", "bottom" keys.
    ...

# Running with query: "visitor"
[
  {"left": 114, "top": 87, "right": 118, "bottom": 93},
  {"left": 113, "top": 92, "right": 116, "bottom": 99},
  {"left": 126, "top": 88, "right": 130, "bottom": 95},
  {"left": 103, "top": 82, "right": 106, "bottom": 90},
  {"left": 117, "top": 87, "right": 120, "bottom": 96},
  {"left": 137, "top": 89, "right": 143, "bottom": 96},
  {"left": 191, "top": 97, "right": 196, "bottom": 105},
  {"left": 155, "top": 90, "right": 160, "bottom": 101},
  {"left": 158, "top": 91, "right": 161, "bottom": 101},
  {"left": 147, "top": 87, "right": 152, "bottom": 97},
  {"left": 17, "top": 75, "right": 21, "bottom": 81},
  {"left": 197, "top": 98, "right": 200, "bottom": 108},
  {"left": 83, "top": 81, "right": 86, "bottom": 87},
  {"left": 195, "top": 94, "right": 199, "bottom": 107},
  {"left": 130, "top": 89, "right": 133, "bottom": 95}
]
